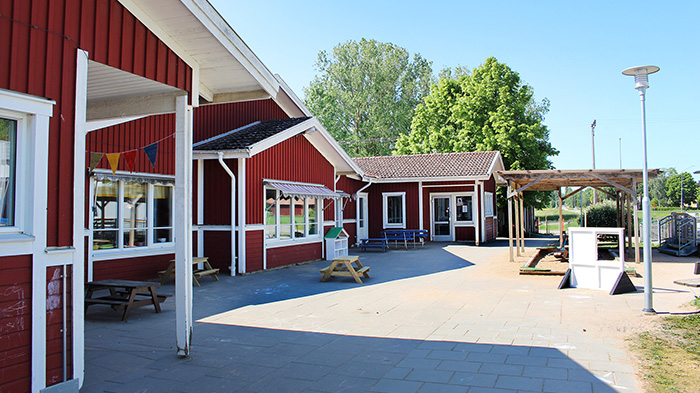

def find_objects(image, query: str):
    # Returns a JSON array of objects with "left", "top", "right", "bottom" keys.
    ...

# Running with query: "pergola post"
[
  {"left": 558, "top": 188, "right": 564, "bottom": 247},
  {"left": 514, "top": 192, "right": 521, "bottom": 257},
  {"left": 519, "top": 195, "right": 525, "bottom": 253},
  {"left": 508, "top": 183, "right": 514, "bottom": 262}
]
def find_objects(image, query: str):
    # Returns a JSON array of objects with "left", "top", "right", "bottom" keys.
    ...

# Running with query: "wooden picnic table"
[
  {"left": 320, "top": 255, "right": 370, "bottom": 284},
  {"left": 159, "top": 256, "right": 220, "bottom": 286},
  {"left": 85, "top": 279, "right": 168, "bottom": 321},
  {"left": 359, "top": 238, "right": 389, "bottom": 252}
]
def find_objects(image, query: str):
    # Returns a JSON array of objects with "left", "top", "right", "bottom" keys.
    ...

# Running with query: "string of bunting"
[{"left": 88, "top": 134, "right": 174, "bottom": 174}]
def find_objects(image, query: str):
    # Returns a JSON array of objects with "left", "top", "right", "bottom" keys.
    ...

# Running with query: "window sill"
[
  {"left": 265, "top": 236, "right": 322, "bottom": 249},
  {"left": 92, "top": 245, "right": 175, "bottom": 261},
  {"left": 0, "top": 232, "right": 35, "bottom": 243}
]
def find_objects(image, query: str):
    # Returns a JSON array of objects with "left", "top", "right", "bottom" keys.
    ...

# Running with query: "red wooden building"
[
  {"left": 0, "top": 0, "right": 302, "bottom": 390},
  {"left": 337, "top": 151, "right": 505, "bottom": 246}
]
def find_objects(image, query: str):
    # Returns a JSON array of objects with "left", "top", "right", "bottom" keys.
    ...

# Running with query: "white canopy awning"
[{"left": 265, "top": 181, "right": 343, "bottom": 200}]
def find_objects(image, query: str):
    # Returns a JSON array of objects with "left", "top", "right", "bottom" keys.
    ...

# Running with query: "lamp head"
[{"left": 622, "top": 66, "right": 660, "bottom": 90}]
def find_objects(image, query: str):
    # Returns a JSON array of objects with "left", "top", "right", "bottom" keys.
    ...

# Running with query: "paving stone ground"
[{"left": 81, "top": 238, "right": 700, "bottom": 392}]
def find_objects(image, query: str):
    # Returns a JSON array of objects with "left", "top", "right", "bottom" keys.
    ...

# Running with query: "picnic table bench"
[
  {"left": 85, "top": 279, "right": 168, "bottom": 321},
  {"left": 320, "top": 255, "right": 370, "bottom": 284},
  {"left": 381, "top": 229, "right": 428, "bottom": 249},
  {"left": 159, "top": 256, "right": 220, "bottom": 286},
  {"left": 359, "top": 238, "right": 389, "bottom": 252}
]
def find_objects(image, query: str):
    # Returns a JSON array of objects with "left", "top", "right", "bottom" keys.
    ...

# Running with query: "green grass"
[{"left": 630, "top": 312, "right": 700, "bottom": 393}]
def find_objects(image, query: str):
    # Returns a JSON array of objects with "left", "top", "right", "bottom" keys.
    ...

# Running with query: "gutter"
[{"left": 217, "top": 152, "right": 237, "bottom": 276}]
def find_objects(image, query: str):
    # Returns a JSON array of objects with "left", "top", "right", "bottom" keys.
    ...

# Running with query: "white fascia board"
[
  {"left": 273, "top": 74, "right": 312, "bottom": 117},
  {"left": 247, "top": 119, "right": 316, "bottom": 156},
  {"left": 304, "top": 118, "right": 365, "bottom": 176},
  {"left": 192, "top": 150, "right": 250, "bottom": 160},
  {"left": 0, "top": 87, "right": 55, "bottom": 116},
  {"left": 369, "top": 176, "right": 491, "bottom": 183},
  {"left": 185, "top": 0, "right": 279, "bottom": 96}
]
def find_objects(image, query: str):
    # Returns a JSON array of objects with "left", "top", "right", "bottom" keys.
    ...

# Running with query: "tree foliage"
[
  {"left": 395, "top": 57, "right": 557, "bottom": 170},
  {"left": 394, "top": 57, "right": 558, "bottom": 208},
  {"left": 666, "top": 172, "right": 698, "bottom": 207},
  {"left": 303, "top": 39, "right": 433, "bottom": 157},
  {"left": 581, "top": 201, "right": 617, "bottom": 227}
]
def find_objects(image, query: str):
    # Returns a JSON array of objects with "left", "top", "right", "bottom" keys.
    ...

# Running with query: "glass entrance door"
[{"left": 432, "top": 196, "right": 452, "bottom": 241}]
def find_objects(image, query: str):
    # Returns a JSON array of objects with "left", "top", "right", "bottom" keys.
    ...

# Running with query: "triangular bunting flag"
[
  {"left": 88, "top": 152, "right": 104, "bottom": 173},
  {"left": 106, "top": 153, "right": 120, "bottom": 174},
  {"left": 122, "top": 150, "right": 138, "bottom": 173},
  {"left": 142, "top": 142, "right": 158, "bottom": 168}
]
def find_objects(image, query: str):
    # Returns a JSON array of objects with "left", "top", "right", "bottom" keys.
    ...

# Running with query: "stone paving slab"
[{"left": 81, "top": 239, "right": 700, "bottom": 392}]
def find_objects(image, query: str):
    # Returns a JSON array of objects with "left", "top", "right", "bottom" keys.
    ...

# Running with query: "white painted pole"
[{"left": 175, "top": 95, "right": 193, "bottom": 356}]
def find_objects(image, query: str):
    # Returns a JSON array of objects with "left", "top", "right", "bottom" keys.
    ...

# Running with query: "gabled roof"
[
  {"left": 354, "top": 151, "right": 504, "bottom": 182},
  {"left": 192, "top": 117, "right": 363, "bottom": 176},
  {"left": 193, "top": 117, "right": 310, "bottom": 151}
]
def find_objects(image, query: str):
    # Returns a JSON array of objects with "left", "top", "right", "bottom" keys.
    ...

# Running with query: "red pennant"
[{"left": 122, "top": 150, "right": 138, "bottom": 173}]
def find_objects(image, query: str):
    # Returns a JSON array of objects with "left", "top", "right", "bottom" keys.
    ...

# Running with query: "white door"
[
  {"left": 357, "top": 193, "right": 368, "bottom": 241},
  {"left": 432, "top": 196, "right": 452, "bottom": 241}
]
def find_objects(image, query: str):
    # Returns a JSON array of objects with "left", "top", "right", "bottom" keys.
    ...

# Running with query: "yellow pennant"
[{"left": 106, "top": 153, "right": 120, "bottom": 174}]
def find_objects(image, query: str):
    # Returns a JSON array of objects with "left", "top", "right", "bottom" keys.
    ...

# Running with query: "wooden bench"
[
  {"left": 320, "top": 255, "right": 370, "bottom": 284},
  {"left": 159, "top": 256, "right": 220, "bottom": 287},
  {"left": 359, "top": 238, "right": 389, "bottom": 252}
]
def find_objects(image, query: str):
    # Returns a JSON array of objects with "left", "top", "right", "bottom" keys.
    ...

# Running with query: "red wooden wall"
[
  {"left": 86, "top": 114, "right": 176, "bottom": 175},
  {"left": 0, "top": 0, "right": 192, "bottom": 247},
  {"left": 0, "top": 256, "right": 31, "bottom": 392},
  {"left": 246, "top": 134, "right": 335, "bottom": 225},
  {"left": 367, "top": 182, "right": 420, "bottom": 238},
  {"left": 266, "top": 243, "right": 322, "bottom": 269}
]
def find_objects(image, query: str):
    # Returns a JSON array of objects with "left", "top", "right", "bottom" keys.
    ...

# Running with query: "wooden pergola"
[{"left": 497, "top": 169, "right": 660, "bottom": 262}]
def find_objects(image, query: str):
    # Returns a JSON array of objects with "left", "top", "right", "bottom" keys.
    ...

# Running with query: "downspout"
[
  {"left": 217, "top": 152, "right": 236, "bottom": 276},
  {"left": 475, "top": 181, "right": 480, "bottom": 246},
  {"left": 354, "top": 179, "right": 372, "bottom": 244}
]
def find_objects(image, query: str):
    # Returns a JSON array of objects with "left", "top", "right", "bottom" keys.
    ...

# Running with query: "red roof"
[{"left": 354, "top": 151, "right": 501, "bottom": 179}]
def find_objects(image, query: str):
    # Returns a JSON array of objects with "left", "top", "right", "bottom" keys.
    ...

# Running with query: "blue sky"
[{"left": 211, "top": 0, "right": 700, "bottom": 181}]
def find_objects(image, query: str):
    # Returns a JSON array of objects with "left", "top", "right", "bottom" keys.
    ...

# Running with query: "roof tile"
[{"left": 353, "top": 151, "right": 499, "bottom": 179}]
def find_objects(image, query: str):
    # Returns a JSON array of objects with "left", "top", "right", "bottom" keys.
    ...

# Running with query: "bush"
[
  {"left": 581, "top": 201, "right": 617, "bottom": 227},
  {"left": 651, "top": 197, "right": 659, "bottom": 207}
]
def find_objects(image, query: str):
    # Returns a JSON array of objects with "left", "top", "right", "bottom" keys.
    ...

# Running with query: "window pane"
[
  {"left": 455, "top": 196, "right": 473, "bottom": 221},
  {"left": 294, "top": 197, "right": 305, "bottom": 238},
  {"left": 153, "top": 185, "right": 172, "bottom": 227},
  {"left": 265, "top": 189, "right": 277, "bottom": 239},
  {"left": 93, "top": 230, "right": 117, "bottom": 249},
  {"left": 154, "top": 228, "right": 171, "bottom": 243},
  {"left": 0, "top": 118, "right": 17, "bottom": 227},
  {"left": 123, "top": 182, "right": 147, "bottom": 229},
  {"left": 387, "top": 195, "right": 403, "bottom": 224},
  {"left": 124, "top": 229, "right": 146, "bottom": 248},
  {"left": 308, "top": 198, "right": 318, "bottom": 235},
  {"left": 94, "top": 180, "right": 118, "bottom": 229},
  {"left": 279, "top": 196, "right": 291, "bottom": 239}
]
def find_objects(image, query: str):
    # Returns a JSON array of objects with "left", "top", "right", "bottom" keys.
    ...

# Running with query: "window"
[
  {"left": 484, "top": 192, "right": 494, "bottom": 217},
  {"left": 0, "top": 89, "right": 53, "bottom": 242},
  {"left": 455, "top": 195, "right": 473, "bottom": 222},
  {"left": 265, "top": 187, "right": 319, "bottom": 241},
  {"left": 0, "top": 118, "right": 17, "bottom": 227},
  {"left": 92, "top": 176, "right": 173, "bottom": 251},
  {"left": 383, "top": 192, "right": 406, "bottom": 228}
]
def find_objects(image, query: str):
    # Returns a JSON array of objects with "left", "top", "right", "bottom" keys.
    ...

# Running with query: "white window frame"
[
  {"left": 484, "top": 192, "right": 495, "bottom": 217},
  {"left": 382, "top": 192, "right": 406, "bottom": 229},
  {"left": 454, "top": 193, "right": 475, "bottom": 225},
  {"left": 91, "top": 174, "right": 174, "bottom": 256},
  {"left": 264, "top": 186, "right": 321, "bottom": 244},
  {"left": 0, "top": 89, "right": 53, "bottom": 254}
]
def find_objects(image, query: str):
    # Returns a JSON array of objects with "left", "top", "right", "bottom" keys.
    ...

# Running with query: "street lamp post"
[{"left": 622, "top": 65, "right": 659, "bottom": 314}]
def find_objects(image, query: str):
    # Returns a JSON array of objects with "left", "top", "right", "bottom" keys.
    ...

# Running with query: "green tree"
[
  {"left": 395, "top": 57, "right": 558, "bottom": 207},
  {"left": 304, "top": 39, "right": 433, "bottom": 157},
  {"left": 666, "top": 172, "right": 698, "bottom": 208}
]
